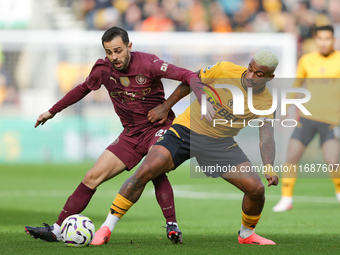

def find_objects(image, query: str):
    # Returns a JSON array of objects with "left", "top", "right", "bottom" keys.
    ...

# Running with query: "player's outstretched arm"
[
  {"left": 44, "top": 63, "right": 103, "bottom": 125},
  {"left": 152, "top": 60, "right": 205, "bottom": 103},
  {"left": 42, "top": 83, "right": 92, "bottom": 127},
  {"left": 148, "top": 82, "right": 191, "bottom": 124},
  {"left": 35, "top": 111, "right": 55, "bottom": 128},
  {"left": 259, "top": 122, "right": 279, "bottom": 186}
]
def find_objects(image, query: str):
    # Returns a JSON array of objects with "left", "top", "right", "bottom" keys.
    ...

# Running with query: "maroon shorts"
[{"left": 106, "top": 123, "right": 172, "bottom": 170}]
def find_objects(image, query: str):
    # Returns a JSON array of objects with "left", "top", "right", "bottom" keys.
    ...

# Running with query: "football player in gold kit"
[
  {"left": 273, "top": 25, "right": 340, "bottom": 212},
  {"left": 93, "top": 49, "right": 279, "bottom": 245}
]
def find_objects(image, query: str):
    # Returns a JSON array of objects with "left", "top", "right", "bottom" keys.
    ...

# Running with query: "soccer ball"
[{"left": 60, "top": 214, "right": 95, "bottom": 247}]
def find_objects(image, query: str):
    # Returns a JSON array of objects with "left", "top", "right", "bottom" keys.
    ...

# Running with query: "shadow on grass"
[
  {"left": 1, "top": 233, "right": 339, "bottom": 255},
  {"left": 1, "top": 207, "right": 339, "bottom": 255}
]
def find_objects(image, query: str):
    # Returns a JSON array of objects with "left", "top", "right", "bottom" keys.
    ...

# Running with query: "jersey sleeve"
[
  {"left": 48, "top": 60, "right": 106, "bottom": 115},
  {"left": 199, "top": 62, "right": 228, "bottom": 85},
  {"left": 83, "top": 61, "right": 105, "bottom": 91},
  {"left": 49, "top": 83, "right": 91, "bottom": 115},
  {"left": 257, "top": 112, "right": 275, "bottom": 125},
  {"left": 147, "top": 54, "right": 205, "bottom": 101},
  {"left": 147, "top": 54, "right": 190, "bottom": 82}
]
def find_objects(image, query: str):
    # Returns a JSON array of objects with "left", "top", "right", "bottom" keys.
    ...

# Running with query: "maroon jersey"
[{"left": 49, "top": 51, "right": 203, "bottom": 135}]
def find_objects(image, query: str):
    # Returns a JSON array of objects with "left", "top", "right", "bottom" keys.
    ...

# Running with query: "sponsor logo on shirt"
[
  {"left": 203, "top": 63, "right": 217, "bottom": 73},
  {"left": 110, "top": 87, "right": 152, "bottom": 103},
  {"left": 135, "top": 75, "right": 147, "bottom": 85},
  {"left": 207, "top": 63, "right": 216, "bottom": 70},
  {"left": 110, "top": 76, "right": 117, "bottom": 83}
]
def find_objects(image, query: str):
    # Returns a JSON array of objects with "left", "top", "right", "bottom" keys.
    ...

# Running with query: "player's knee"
[
  {"left": 83, "top": 168, "right": 103, "bottom": 188},
  {"left": 248, "top": 182, "right": 265, "bottom": 199},
  {"left": 134, "top": 164, "right": 155, "bottom": 184}
]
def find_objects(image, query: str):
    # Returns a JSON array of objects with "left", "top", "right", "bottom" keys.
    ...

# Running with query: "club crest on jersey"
[
  {"left": 135, "top": 75, "right": 147, "bottom": 85},
  {"left": 119, "top": 77, "right": 130, "bottom": 87}
]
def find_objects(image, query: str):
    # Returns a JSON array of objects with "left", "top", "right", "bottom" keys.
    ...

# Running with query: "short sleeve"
[
  {"left": 147, "top": 54, "right": 182, "bottom": 80},
  {"left": 199, "top": 62, "right": 226, "bottom": 84},
  {"left": 257, "top": 112, "right": 275, "bottom": 125}
]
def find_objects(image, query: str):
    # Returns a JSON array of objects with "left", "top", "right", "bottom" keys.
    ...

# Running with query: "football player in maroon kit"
[{"left": 25, "top": 26, "right": 213, "bottom": 245}]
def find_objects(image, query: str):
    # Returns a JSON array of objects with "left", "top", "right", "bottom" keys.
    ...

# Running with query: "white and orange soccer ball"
[{"left": 60, "top": 214, "right": 95, "bottom": 247}]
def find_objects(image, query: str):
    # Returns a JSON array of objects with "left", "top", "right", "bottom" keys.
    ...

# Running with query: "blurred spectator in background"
[
  {"left": 122, "top": 3, "right": 143, "bottom": 31},
  {"left": 82, "top": 0, "right": 122, "bottom": 30},
  {"left": 209, "top": 2, "right": 232, "bottom": 32},
  {"left": 0, "top": 46, "right": 7, "bottom": 105},
  {"left": 1, "top": 0, "right": 338, "bottom": 106},
  {"left": 188, "top": 0, "right": 209, "bottom": 32},
  {"left": 0, "top": 45, "right": 16, "bottom": 106},
  {"left": 68, "top": 0, "right": 339, "bottom": 57},
  {"left": 141, "top": 1, "right": 175, "bottom": 31}
]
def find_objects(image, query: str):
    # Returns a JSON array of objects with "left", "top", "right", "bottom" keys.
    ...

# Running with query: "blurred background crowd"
[
  {"left": 0, "top": 0, "right": 335, "bottom": 162},
  {"left": 67, "top": 0, "right": 340, "bottom": 54},
  {"left": 0, "top": 0, "right": 339, "bottom": 106}
]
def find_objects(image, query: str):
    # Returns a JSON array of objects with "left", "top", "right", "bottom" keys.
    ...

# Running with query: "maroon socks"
[
  {"left": 152, "top": 174, "right": 176, "bottom": 223},
  {"left": 56, "top": 182, "right": 96, "bottom": 226}
]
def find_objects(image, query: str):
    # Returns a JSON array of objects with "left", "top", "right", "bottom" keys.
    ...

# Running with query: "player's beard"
[{"left": 112, "top": 52, "right": 130, "bottom": 71}]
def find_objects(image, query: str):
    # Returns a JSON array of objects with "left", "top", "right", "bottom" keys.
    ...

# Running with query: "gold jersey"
[
  {"left": 290, "top": 50, "right": 340, "bottom": 125},
  {"left": 173, "top": 61, "right": 275, "bottom": 138}
]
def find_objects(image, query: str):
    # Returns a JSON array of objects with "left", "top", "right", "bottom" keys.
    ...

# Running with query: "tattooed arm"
[
  {"left": 259, "top": 122, "right": 279, "bottom": 186},
  {"left": 147, "top": 82, "right": 191, "bottom": 124},
  {"left": 147, "top": 70, "right": 197, "bottom": 124},
  {"left": 259, "top": 122, "right": 275, "bottom": 165}
]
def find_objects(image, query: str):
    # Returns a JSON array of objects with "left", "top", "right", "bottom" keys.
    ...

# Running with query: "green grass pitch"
[{"left": 1, "top": 163, "right": 339, "bottom": 255}]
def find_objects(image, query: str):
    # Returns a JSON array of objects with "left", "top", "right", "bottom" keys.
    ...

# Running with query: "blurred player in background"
[
  {"left": 24, "top": 26, "right": 210, "bottom": 244},
  {"left": 92, "top": 49, "right": 279, "bottom": 245},
  {"left": 273, "top": 25, "right": 340, "bottom": 212}
]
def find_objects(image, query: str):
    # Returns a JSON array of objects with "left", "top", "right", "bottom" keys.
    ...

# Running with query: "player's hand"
[
  {"left": 200, "top": 101, "right": 215, "bottom": 122},
  {"left": 265, "top": 174, "right": 279, "bottom": 187},
  {"left": 35, "top": 111, "right": 54, "bottom": 128},
  {"left": 148, "top": 104, "right": 169, "bottom": 125}
]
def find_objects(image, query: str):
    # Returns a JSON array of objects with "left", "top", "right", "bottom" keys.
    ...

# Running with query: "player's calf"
[{"left": 245, "top": 181, "right": 265, "bottom": 200}]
